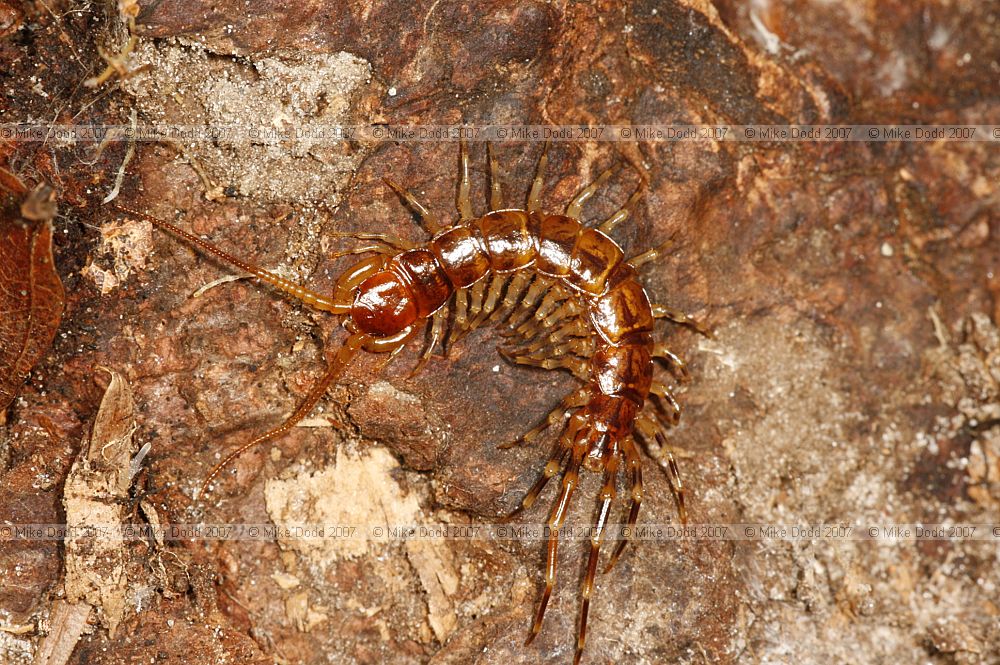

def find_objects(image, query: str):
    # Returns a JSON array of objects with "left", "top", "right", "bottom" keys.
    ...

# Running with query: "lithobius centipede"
[{"left": 116, "top": 140, "right": 708, "bottom": 664}]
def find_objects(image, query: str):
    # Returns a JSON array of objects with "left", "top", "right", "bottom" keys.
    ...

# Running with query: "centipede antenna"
[
  {"left": 199, "top": 332, "right": 369, "bottom": 497},
  {"left": 116, "top": 204, "right": 350, "bottom": 314}
]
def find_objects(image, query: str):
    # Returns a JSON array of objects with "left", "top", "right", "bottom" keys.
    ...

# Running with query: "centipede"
[{"left": 115, "top": 140, "right": 708, "bottom": 664}]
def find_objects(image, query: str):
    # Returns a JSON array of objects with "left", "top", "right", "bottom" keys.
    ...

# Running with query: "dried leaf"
[
  {"left": 62, "top": 369, "right": 140, "bottom": 637},
  {"left": 0, "top": 185, "right": 64, "bottom": 413},
  {"left": 33, "top": 600, "right": 92, "bottom": 665}
]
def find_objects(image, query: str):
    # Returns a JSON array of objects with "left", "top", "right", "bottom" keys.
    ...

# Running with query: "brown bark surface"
[{"left": 1, "top": 1, "right": 998, "bottom": 664}]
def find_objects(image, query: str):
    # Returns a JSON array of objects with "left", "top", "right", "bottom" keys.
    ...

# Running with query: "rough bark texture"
[{"left": 1, "top": 1, "right": 998, "bottom": 664}]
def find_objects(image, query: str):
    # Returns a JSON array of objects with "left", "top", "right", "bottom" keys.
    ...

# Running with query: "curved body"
[
  {"left": 123, "top": 142, "right": 702, "bottom": 665},
  {"left": 354, "top": 210, "right": 654, "bottom": 466}
]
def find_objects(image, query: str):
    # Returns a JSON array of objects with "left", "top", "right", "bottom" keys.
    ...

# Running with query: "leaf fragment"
[{"left": 0, "top": 184, "right": 64, "bottom": 413}]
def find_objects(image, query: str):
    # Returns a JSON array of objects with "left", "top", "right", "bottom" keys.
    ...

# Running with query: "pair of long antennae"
[
  {"left": 114, "top": 204, "right": 351, "bottom": 314},
  {"left": 114, "top": 204, "right": 367, "bottom": 496}
]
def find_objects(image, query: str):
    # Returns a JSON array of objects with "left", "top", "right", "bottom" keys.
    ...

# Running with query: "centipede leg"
[
  {"left": 467, "top": 274, "right": 487, "bottom": 320},
  {"left": 604, "top": 436, "right": 642, "bottom": 572},
  {"left": 576, "top": 451, "right": 620, "bottom": 665},
  {"left": 452, "top": 276, "right": 489, "bottom": 344},
  {"left": 504, "top": 280, "right": 560, "bottom": 335},
  {"left": 327, "top": 230, "right": 414, "bottom": 251},
  {"left": 505, "top": 413, "right": 585, "bottom": 520},
  {"left": 655, "top": 432, "right": 687, "bottom": 526},
  {"left": 512, "top": 320, "right": 592, "bottom": 356},
  {"left": 328, "top": 244, "right": 398, "bottom": 260},
  {"left": 447, "top": 287, "right": 469, "bottom": 352},
  {"left": 489, "top": 271, "right": 532, "bottom": 326},
  {"left": 502, "top": 318, "right": 590, "bottom": 361},
  {"left": 539, "top": 299, "right": 584, "bottom": 333},
  {"left": 499, "top": 351, "right": 590, "bottom": 382},
  {"left": 566, "top": 162, "right": 617, "bottom": 219},
  {"left": 652, "top": 342, "right": 690, "bottom": 382},
  {"left": 504, "top": 445, "right": 568, "bottom": 521},
  {"left": 626, "top": 242, "right": 670, "bottom": 269},
  {"left": 333, "top": 255, "right": 385, "bottom": 305},
  {"left": 383, "top": 177, "right": 443, "bottom": 234},
  {"left": 527, "top": 141, "right": 550, "bottom": 212},
  {"left": 649, "top": 381, "right": 682, "bottom": 425},
  {"left": 457, "top": 136, "right": 474, "bottom": 220},
  {"left": 512, "top": 280, "right": 565, "bottom": 339},
  {"left": 634, "top": 415, "right": 687, "bottom": 525},
  {"left": 410, "top": 306, "right": 448, "bottom": 377},
  {"left": 651, "top": 303, "right": 712, "bottom": 337},
  {"left": 527, "top": 450, "right": 584, "bottom": 646},
  {"left": 498, "top": 387, "right": 589, "bottom": 449},
  {"left": 463, "top": 273, "right": 508, "bottom": 334},
  {"left": 487, "top": 142, "right": 503, "bottom": 211},
  {"left": 598, "top": 182, "right": 644, "bottom": 234},
  {"left": 511, "top": 288, "right": 568, "bottom": 338}
]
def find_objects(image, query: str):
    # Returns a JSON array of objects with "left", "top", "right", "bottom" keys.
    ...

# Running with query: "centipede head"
[{"left": 350, "top": 270, "right": 418, "bottom": 337}]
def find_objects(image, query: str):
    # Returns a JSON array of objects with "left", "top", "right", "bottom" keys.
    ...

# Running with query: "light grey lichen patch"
[
  {"left": 123, "top": 40, "right": 372, "bottom": 201},
  {"left": 700, "top": 312, "right": 1000, "bottom": 663}
]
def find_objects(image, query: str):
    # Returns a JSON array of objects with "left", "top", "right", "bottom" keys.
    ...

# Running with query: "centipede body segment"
[{"left": 118, "top": 140, "right": 706, "bottom": 664}]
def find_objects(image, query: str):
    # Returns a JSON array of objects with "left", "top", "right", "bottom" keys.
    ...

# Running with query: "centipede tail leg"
[
  {"left": 576, "top": 449, "right": 620, "bottom": 665},
  {"left": 604, "top": 436, "right": 643, "bottom": 573},
  {"left": 200, "top": 332, "right": 370, "bottom": 496},
  {"left": 527, "top": 446, "right": 585, "bottom": 646}
]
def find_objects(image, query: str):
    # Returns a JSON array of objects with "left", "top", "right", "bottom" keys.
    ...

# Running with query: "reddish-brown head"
[{"left": 350, "top": 270, "right": 418, "bottom": 336}]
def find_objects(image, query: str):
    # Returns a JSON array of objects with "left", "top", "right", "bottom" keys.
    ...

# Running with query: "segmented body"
[
  {"left": 118, "top": 141, "right": 703, "bottom": 665},
  {"left": 363, "top": 208, "right": 656, "bottom": 448}
]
